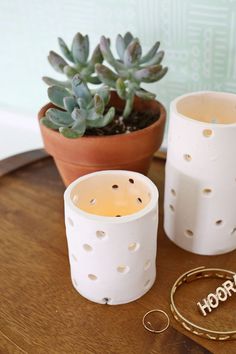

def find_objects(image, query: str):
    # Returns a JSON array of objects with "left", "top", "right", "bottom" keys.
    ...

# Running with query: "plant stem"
[{"left": 123, "top": 94, "right": 134, "bottom": 119}]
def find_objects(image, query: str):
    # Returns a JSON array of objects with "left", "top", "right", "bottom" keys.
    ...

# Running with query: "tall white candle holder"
[
  {"left": 64, "top": 170, "right": 159, "bottom": 305},
  {"left": 164, "top": 91, "right": 236, "bottom": 255}
]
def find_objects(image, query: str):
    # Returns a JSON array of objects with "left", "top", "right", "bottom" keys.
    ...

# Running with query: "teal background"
[{"left": 0, "top": 0, "right": 236, "bottom": 117}]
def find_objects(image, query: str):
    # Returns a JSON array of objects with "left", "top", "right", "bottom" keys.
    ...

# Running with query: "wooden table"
[{"left": 0, "top": 150, "right": 235, "bottom": 354}]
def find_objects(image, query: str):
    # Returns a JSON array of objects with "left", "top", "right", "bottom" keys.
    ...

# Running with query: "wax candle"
[
  {"left": 164, "top": 91, "right": 236, "bottom": 255},
  {"left": 64, "top": 170, "right": 159, "bottom": 304}
]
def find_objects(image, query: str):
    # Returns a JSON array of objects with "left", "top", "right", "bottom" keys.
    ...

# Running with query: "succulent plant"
[
  {"left": 42, "top": 32, "right": 168, "bottom": 138},
  {"left": 43, "top": 33, "right": 103, "bottom": 88},
  {"left": 41, "top": 75, "right": 115, "bottom": 138},
  {"left": 95, "top": 32, "right": 168, "bottom": 118}
]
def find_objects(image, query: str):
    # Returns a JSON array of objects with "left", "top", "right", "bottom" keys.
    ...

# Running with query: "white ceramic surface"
[
  {"left": 164, "top": 91, "right": 236, "bottom": 255},
  {"left": 64, "top": 170, "right": 159, "bottom": 305}
]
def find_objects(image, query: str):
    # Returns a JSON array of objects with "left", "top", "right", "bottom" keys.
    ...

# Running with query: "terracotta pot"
[{"left": 38, "top": 92, "right": 166, "bottom": 186}]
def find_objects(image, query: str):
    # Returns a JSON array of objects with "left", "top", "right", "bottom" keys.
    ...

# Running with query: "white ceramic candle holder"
[
  {"left": 164, "top": 91, "right": 236, "bottom": 255},
  {"left": 64, "top": 170, "right": 159, "bottom": 305}
]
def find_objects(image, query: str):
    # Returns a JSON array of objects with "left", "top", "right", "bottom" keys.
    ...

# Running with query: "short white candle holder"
[
  {"left": 164, "top": 91, "right": 236, "bottom": 255},
  {"left": 64, "top": 170, "right": 159, "bottom": 305}
]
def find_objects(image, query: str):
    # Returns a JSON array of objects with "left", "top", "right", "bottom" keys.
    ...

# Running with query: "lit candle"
[
  {"left": 164, "top": 91, "right": 236, "bottom": 255},
  {"left": 64, "top": 170, "right": 159, "bottom": 304}
]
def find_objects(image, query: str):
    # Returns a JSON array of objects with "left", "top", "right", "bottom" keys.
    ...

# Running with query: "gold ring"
[{"left": 142, "top": 309, "right": 170, "bottom": 333}]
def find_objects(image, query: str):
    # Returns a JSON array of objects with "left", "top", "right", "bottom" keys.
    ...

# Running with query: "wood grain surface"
[
  {"left": 0, "top": 149, "right": 48, "bottom": 177},
  {"left": 0, "top": 150, "right": 235, "bottom": 354}
]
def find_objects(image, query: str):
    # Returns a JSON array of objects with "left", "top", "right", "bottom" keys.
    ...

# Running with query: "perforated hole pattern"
[
  {"left": 184, "top": 154, "right": 192, "bottom": 162},
  {"left": 96, "top": 230, "right": 106, "bottom": 239}
]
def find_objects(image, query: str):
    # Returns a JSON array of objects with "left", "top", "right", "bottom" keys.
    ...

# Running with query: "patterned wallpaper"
[
  {"left": 1, "top": 0, "right": 236, "bottom": 120},
  {"left": 153, "top": 0, "right": 236, "bottom": 109}
]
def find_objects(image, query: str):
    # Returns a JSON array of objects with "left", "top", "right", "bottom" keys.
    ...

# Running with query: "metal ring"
[
  {"left": 170, "top": 266, "right": 236, "bottom": 341},
  {"left": 142, "top": 309, "right": 170, "bottom": 333}
]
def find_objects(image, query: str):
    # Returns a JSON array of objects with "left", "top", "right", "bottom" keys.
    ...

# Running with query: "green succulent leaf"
[
  {"left": 116, "top": 78, "right": 126, "bottom": 99},
  {"left": 48, "top": 51, "right": 68, "bottom": 73},
  {"left": 123, "top": 32, "right": 134, "bottom": 47},
  {"left": 40, "top": 117, "right": 59, "bottom": 130},
  {"left": 139, "top": 66, "right": 168, "bottom": 83},
  {"left": 86, "top": 109, "right": 100, "bottom": 121},
  {"left": 140, "top": 41, "right": 160, "bottom": 64},
  {"left": 99, "top": 106, "right": 115, "bottom": 126},
  {"left": 99, "top": 36, "right": 116, "bottom": 65},
  {"left": 63, "top": 65, "right": 78, "bottom": 78},
  {"left": 145, "top": 51, "right": 164, "bottom": 66},
  {"left": 115, "top": 68, "right": 128, "bottom": 79},
  {"left": 135, "top": 90, "right": 156, "bottom": 100},
  {"left": 123, "top": 95, "right": 134, "bottom": 118},
  {"left": 63, "top": 96, "right": 77, "bottom": 113},
  {"left": 48, "top": 85, "right": 70, "bottom": 109},
  {"left": 79, "top": 108, "right": 89, "bottom": 119},
  {"left": 80, "top": 65, "right": 93, "bottom": 77},
  {"left": 58, "top": 37, "right": 74, "bottom": 62},
  {"left": 97, "top": 85, "right": 110, "bottom": 106},
  {"left": 89, "top": 44, "right": 103, "bottom": 67},
  {"left": 77, "top": 98, "right": 88, "bottom": 110},
  {"left": 133, "top": 64, "right": 162, "bottom": 82},
  {"left": 71, "top": 108, "right": 86, "bottom": 135},
  {"left": 86, "top": 76, "right": 101, "bottom": 84},
  {"left": 71, "top": 33, "right": 89, "bottom": 64},
  {"left": 72, "top": 120, "right": 86, "bottom": 134},
  {"left": 83, "top": 35, "right": 89, "bottom": 60},
  {"left": 72, "top": 74, "right": 92, "bottom": 104},
  {"left": 95, "top": 64, "right": 118, "bottom": 88},
  {"left": 99, "top": 36, "right": 125, "bottom": 71},
  {"left": 116, "top": 34, "right": 126, "bottom": 60},
  {"left": 123, "top": 39, "right": 142, "bottom": 67},
  {"left": 46, "top": 108, "right": 74, "bottom": 126},
  {"left": 59, "top": 127, "right": 82, "bottom": 138},
  {"left": 42, "top": 76, "right": 71, "bottom": 88},
  {"left": 87, "top": 107, "right": 115, "bottom": 128},
  {"left": 94, "top": 94, "right": 104, "bottom": 115}
]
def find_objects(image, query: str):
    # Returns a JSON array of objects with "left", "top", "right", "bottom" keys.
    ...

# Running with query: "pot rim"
[
  {"left": 38, "top": 98, "right": 166, "bottom": 141},
  {"left": 171, "top": 91, "right": 236, "bottom": 128},
  {"left": 64, "top": 169, "right": 159, "bottom": 223}
]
